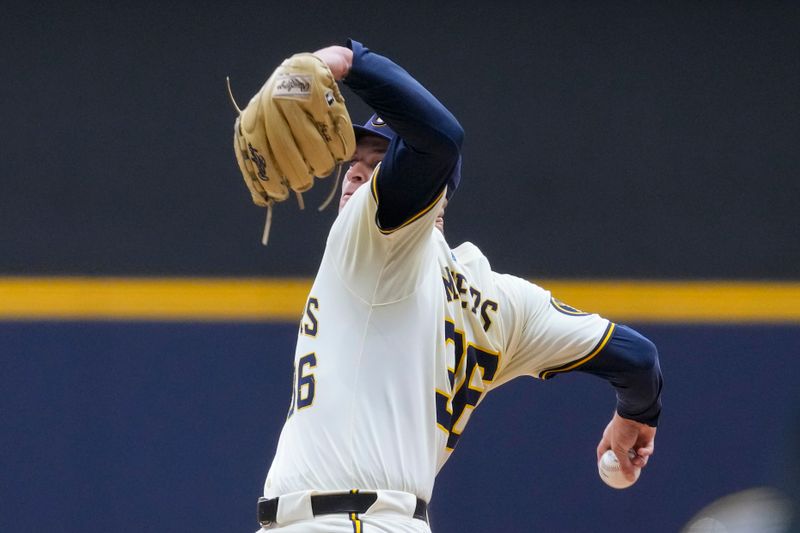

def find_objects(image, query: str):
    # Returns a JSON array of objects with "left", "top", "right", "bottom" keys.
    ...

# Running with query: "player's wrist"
[{"left": 616, "top": 399, "right": 661, "bottom": 427}]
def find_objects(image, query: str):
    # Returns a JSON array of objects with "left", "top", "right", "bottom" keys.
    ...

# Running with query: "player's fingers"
[
  {"left": 632, "top": 441, "right": 654, "bottom": 468},
  {"left": 596, "top": 438, "right": 610, "bottom": 462},
  {"left": 636, "top": 445, "right": 654, "bottom": 457},
  {"left": 613, "top": 447, "right": 637, "bottom": 481},
  {"left": 633, "top": 423, "right": 656, "bottom": 455},
  {"left": 596, "top": 419, "right": 614, "bottom": 461},
  {"left": 635, "top": 437, "right": 655, "bottom": 456},
  {"left": 277, "top": 99, "right": 336, "bottom": 177}
]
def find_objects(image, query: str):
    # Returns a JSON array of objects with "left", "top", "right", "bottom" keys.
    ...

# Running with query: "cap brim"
[{"left": 353, "top": 125, "right": 392, "bottom": 142}]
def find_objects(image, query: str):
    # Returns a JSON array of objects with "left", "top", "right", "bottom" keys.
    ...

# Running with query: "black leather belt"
[{"left": 257, "top": 492, "right": 428, "bottom": 526}]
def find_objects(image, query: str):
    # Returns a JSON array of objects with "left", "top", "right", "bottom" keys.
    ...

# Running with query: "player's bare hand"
[
  {"left": 596, "top": 412, "right": 656, "bottom": 481},
  {"left": 312, "top": 45, "right": 353, "bottom": 80}
]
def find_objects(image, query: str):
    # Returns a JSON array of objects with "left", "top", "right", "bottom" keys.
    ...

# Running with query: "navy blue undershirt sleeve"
[
  {"left": 577, "top": 324, "right": 663, "bottom": 427},
  {"left": 343, "top": 39, "right": 464, "bottom": 230}
]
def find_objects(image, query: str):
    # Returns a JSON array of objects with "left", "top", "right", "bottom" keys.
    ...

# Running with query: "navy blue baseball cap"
[
  {"left": 353, "top": 113, "right": 396, "bottom": 142},
  {"left": 352, "top": 114, "right": 461, "bottom": 200}
]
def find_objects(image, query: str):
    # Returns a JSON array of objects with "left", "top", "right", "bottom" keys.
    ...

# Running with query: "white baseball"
[{"left": 598, "top": 449, "right": 640, "bottom": 489}]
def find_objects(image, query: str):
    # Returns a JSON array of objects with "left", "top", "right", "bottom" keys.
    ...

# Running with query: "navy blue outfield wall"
[
  {"left": 2, "top": 2, "right": 799, "bottom": 278},
  {"left": 3, "top": 322, "right": 799, "bottom": 533}
]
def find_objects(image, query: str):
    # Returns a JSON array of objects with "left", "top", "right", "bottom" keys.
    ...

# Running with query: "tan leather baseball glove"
[{"left": 229, "top": 53, "right": 356, "bottom": 244}]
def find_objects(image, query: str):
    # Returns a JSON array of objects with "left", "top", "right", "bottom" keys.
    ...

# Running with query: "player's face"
[
  {"left": 435, "top": 199, "right": 447, "bottom": 233},
  {"left": 339, "top": 136, "right": 389, "bottom": 211}
]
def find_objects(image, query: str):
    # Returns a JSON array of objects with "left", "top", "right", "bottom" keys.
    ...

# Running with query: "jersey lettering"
[
  {"left": 288, "top": 352, "right": 317, "bottom": 418},
  {"left": 296, "top": 353, "right": 317, "bottom": 409},
  {"left": 300, "top": 297, "right": 320, "bottom": 337},
  {"left": 286, "top": 367, "right": 297, "bottom": 419},
  {"left": 469, "top": 286, "right": 481, "bottom": 314},
  {"left": 441, "top": 267, "right": 498, "bottom": 331},
  {"left": 442, "top": 267, "right": 457, "bottom": 301},
  {"left": 480, "top": 299, "right": 498, "bottom": 332},
  {"left": 455, "top": 273, "right": 468, "bottom": 309},
  {"left": 435, "top": 319, "right": 500, "bottom": 451}
]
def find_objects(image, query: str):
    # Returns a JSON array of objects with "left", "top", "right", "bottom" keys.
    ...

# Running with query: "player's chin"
[
  {"left": 339, "top": 193, "right": 352, "bottom": 212},
  {"left": 434, "top": 217, "right": 444, "bottom": 233}
]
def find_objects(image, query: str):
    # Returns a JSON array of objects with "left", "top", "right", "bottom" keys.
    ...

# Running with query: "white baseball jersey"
[{"left": 263, "top": 171, "right": 611, "bottom": 504}]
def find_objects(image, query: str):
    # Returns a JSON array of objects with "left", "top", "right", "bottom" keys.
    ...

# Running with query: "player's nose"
[{"left": 345, "top": 162, "right": 369, "bottom": 184}]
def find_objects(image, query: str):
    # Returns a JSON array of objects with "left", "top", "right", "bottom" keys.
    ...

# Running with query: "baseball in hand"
[{"left": 598, "top": 449, "right": 640, "bottom": 489}]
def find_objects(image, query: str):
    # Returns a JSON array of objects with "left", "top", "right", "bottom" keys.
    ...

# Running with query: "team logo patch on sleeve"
[{"left": 550, "top": 297, "right": 590, "bottom": 316}]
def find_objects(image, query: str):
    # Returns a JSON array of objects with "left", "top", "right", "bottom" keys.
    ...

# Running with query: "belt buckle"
[{"left": 257, "top": 496, "right": 273, "bottom": 527}]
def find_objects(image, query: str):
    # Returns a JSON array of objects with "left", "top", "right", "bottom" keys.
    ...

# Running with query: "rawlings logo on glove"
[{"left": 274, "top": 75, "right": 312, "bottom": 97}]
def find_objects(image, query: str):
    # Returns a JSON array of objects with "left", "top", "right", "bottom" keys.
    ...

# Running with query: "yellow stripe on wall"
[
  {"left": 0, "top": 277, "right": 311, "bottom": 321},
  {"left": 0, "top": 277, "right": 799, "bottom": 323},
  {"left": 543, "top": 280, "right": 800, "bottom": 323}
]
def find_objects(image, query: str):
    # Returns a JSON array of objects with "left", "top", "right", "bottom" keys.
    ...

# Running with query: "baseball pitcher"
[{"left": 231, "top": 39, "right": 662, "bottom": 532}]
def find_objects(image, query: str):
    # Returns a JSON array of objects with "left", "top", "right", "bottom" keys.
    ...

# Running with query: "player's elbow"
[
  {"left": 626, "top": 333, "right": 659, "bottom": 374},
  {"left": 421, "top": 128, "right": 462, "bottom": 181},
  {"left": 402, "top": 113, "right": 463, "bottom": 161},
  {"left": 582, "top": 325, "right": 659, "bottom": 379},
  {"left": 429, "top": 123, "right": 464, "bottom": 160},
  {"left": 612, "top": 329, "right": 662, "bottom": 425},
  {"left": 428, "top": 115, "right": 464, "bottom": 156},
  {"left": 447, "top": 119, "right": 465, "bottom": 150}
]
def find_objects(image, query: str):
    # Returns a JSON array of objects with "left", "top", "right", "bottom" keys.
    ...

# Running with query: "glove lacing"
[
  {"left": 261, "top": 202, "right": 273, "bottom": 246},
  {"left": 318, "top": 163, "right": 345, "bottom": 212}
]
